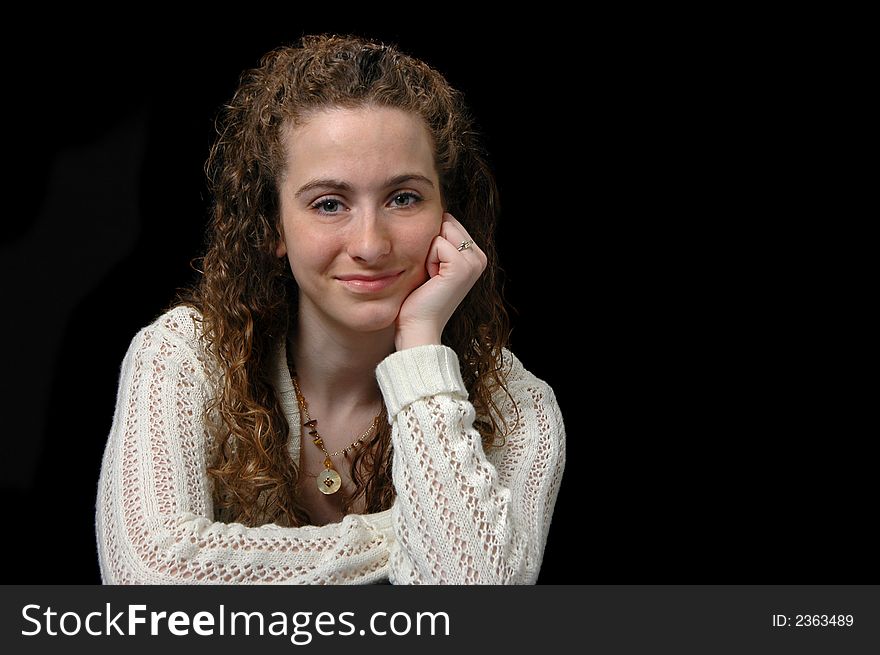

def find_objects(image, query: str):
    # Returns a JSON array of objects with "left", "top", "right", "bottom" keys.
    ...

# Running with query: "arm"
[
  {"left": 375, "top": 345, "right": 566, "bottom": 584},
  {"left": 96, "top": 308, "right": 393, "bottom": 584}
]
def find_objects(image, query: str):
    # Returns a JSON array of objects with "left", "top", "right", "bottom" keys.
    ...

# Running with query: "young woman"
[{"left": 96, "top": 34, "right": 565, "bottom": 584}]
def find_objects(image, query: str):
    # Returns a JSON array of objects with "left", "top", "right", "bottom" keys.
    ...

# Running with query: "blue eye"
[
  {"left": 390, "top": 192, "right": 422, "bottom": 208},
  {"left": 309, "top": 192, "right": 422, "bottom": 216},
  {"left": 310, "top": 198, "right": 343, "bottom": 215}
]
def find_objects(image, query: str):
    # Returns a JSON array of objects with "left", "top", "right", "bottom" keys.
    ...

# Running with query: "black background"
[{"left": 2, "top": 13, "right": 872, "bottom": 584}]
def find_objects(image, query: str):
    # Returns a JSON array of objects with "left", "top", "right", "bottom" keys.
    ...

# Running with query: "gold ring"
[{"left": 457, "top": 240, "right": 473, "bottom": 251}]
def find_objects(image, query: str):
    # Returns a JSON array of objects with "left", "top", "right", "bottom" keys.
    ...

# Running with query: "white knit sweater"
[{"left": 96, "top": 305, "right": 565, "bottom": 584}]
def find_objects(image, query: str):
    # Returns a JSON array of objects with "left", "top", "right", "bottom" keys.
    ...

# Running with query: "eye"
[
  {"left": 310, "top": 197, "right": 344, "bottom": 215},
  {"left": 389, "top": 192, "right": 422, "bottom": 208}
]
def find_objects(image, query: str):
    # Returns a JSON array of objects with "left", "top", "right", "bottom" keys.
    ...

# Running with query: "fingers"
[
  {"left": 440, "top": 213, "right": 487, "bottom": 265},
  {"left": 424, "top": 212, "right": 486, "bottom": 281},
  {"left": 440, "top": 213, "right": 473, "bottom": 247}
]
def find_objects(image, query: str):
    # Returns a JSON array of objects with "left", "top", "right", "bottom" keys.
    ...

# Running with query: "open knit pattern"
[{"left": 96, "top": 306, "right": 565, "bottom": 584}]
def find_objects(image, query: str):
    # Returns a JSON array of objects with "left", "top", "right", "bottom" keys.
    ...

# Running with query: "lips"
[{"left": 335, "top": 271, "right": 404, "bottom": 293}]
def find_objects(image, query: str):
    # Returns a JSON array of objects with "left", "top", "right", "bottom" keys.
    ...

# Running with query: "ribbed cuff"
[
  {"left": 360, "top": 508, "right": 393, "bottom": 534},
  {"left": 375, "top": 345, "right": 467, "bottom": 417}
]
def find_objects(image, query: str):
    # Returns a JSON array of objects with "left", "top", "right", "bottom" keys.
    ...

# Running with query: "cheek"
[
  {"left": 402, "top": 216, "right": 443, "bottom": 258},
  {"left": 290, "top": 246, "right": 330, "bottom": 275},
  {"left": 398, "top": 236, "right": 431, "bottom": 272},
  {"left": 286, "top": 231, "right": 338, "bottom": 280}
]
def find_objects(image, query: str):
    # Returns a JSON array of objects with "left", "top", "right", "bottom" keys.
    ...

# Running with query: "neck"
[{"left": 289, "top": 311, "right": 394, "bottom": 412}]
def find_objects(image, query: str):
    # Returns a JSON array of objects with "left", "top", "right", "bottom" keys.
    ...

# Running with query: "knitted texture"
[{"left": 96, "top": 305, "right": 566, "bottom": 584}]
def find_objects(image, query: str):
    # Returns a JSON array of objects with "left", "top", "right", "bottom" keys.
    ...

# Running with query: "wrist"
[{"left": 395, "top": 327, "right": 442, "bottom": 351}]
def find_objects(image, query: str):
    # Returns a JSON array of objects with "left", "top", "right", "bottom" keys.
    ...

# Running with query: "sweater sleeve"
[
  {"left": 375, "top": 345, "right": 566, "bottom": 584},
  {"left": 95, "top": 308, "right": 393, "bottom": 584}
]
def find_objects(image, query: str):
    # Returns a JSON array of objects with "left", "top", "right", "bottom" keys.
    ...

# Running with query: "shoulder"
[
  {"left": 498, "top": 348, "right": 556, "bottom": 400},
  {"left": 492, "top": 347, "right": 564, "bottom": 433},
  {"left": 124, "top": 304, "right": 212, "bottom": 373},
  {"left": 144, "top": 304, "right": 205, "bottom": 343}
]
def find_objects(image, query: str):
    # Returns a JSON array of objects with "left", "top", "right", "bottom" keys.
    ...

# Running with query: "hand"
[{"left": 395, "top": 213, "right": 487, "bottom": 351}]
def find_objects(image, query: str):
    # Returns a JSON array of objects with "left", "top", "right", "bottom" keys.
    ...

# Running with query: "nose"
[{"left": 346, "top": 209, "right": 391, "bottom": 264}]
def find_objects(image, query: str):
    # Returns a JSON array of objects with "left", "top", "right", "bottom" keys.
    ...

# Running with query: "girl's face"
[{"left": 276, "top": 106, "right": 443, "bottom": 337}]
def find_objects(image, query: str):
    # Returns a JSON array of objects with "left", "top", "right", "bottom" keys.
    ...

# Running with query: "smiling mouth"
[{"left": 335, "top": 271, "right": 404, "bottom": 293}]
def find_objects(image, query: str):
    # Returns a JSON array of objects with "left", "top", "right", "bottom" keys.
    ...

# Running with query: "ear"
[{"left": 275, "top": 224, "right": 287, "bottom": 258}]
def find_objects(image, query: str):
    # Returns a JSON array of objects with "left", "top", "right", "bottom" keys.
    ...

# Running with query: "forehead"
[{"left": 280, "top": 106, "right": 436, "bottom": 182}]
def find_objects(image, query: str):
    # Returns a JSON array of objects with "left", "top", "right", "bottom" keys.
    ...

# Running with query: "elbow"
[
  {"left": 97, "top": 511, "right": 212, "bottom": 585},
  {"left": 445, "top": 530, "right": 539, "bottom": 585}
]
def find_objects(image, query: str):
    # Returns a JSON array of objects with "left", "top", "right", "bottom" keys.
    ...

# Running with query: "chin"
[{"left": 342, "top": 300, "right": 402, "bottom": 334}]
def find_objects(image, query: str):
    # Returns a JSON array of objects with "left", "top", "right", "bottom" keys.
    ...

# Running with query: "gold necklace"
[{"left": 291, "top": 376, "right": 380, "bottom": 495}]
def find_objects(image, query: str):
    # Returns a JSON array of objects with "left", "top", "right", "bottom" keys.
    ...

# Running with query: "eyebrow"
[{"left": 293, "top": 173, "right": 435, "bottom": 199}]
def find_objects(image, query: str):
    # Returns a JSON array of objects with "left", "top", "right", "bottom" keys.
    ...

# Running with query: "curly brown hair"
[{"left": 177, "top": 33, "right": 511, "bottom": 527}]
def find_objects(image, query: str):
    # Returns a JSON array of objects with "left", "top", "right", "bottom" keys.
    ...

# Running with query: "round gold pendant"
[{"left": 317, "top": 468, "right": 342, "bottom": 495}]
